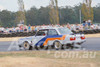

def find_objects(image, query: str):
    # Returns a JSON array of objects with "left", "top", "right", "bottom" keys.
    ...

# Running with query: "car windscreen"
[{"left": 58, "top": 28, "right": 73, "bottom": 35}]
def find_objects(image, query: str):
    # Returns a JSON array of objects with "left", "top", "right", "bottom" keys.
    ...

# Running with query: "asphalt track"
[{"left": 0, "top": 38, "right": 100, "bottom": 52}]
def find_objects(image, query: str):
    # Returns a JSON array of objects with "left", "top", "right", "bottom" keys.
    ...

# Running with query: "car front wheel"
[{"left": 23, "top": 42, "right": 32, "bottom": 50}]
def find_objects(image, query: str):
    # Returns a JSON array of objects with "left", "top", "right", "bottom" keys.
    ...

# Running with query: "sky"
[{"left": 0, "top": 0, "right": 100, "bottom": 11}]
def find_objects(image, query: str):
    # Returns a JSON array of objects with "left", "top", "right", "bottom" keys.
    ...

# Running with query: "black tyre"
[
  {"left": 53, "top": 41, "right": 61, "bottom": 50},
  {"left": 23, "top": 42, "right": 32, "bottom": 50},
  {"left": 35, "top": 45, "right": 48, "bottom": 50}
]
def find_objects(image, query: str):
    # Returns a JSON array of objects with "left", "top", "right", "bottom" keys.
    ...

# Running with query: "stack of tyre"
[
  {"left": 0, "top": 29, "right": 100, "bottom": 37},
  {"left": 0, "top": 31, "right": 36, "bottom": 37}
]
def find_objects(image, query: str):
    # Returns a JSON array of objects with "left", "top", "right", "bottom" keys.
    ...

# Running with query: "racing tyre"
[
  {"left": 53, "top": 41, "right": 61, "bottom": 50},
  {"left": 23, "top": 42, "right": 32, "bottom": 50},
  {"left": 35, "top": 46, "right": 48, "bottom": 50}
]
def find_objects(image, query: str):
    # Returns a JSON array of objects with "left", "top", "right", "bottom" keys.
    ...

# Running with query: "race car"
[{"left": 18, "top": 27, "right": 86, "bottom": 50}]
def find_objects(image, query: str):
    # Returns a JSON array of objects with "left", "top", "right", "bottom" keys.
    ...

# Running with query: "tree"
[
  {"left": 93, "top": 4, "right": 100, "bottom": 23},
  {"left": 0, "top": 4, "right": 100, "bottom": 27},
  {"left": 81, "top": 0, "right": 93, "bottom": 22},
  {"left": 16, "top": 11, "right": 26, "bottom": 24},
  {"left": 17, "top": 0, "right": 26, "bottom": 24},
  {"left": 0, "top": 10, "right": 15, "bottom": 27},
  {"left": 49, "top": 0, "right": 59, "bottom": 24},
  {"left": 59, "top": 6, "right": 78, "bottom": 24}
]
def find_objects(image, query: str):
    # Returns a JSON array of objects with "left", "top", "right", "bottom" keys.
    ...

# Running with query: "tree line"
[{"left": 0, "top": 4, "right": 100, "bottom": 27}]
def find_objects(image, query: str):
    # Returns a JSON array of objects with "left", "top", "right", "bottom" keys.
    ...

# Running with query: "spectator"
[
  {"left": 82, "top": 21, "right": 86, "bottom": 27},
  {"left": 67, "top": 23, "right": 70, "bottom": 29},
  {"left": 24, "top": 25, "right": 27, "bottom": 32},
  {"left": 28, "top": 24, "right": 31, "bottom": 32},
  {"left": 31, "top": 26, "right": 35, "bottom": 31},
  {"left": 20, "top": 25, "right": 24, "bottom": 32},
  {"left": 34, "top": 26, "right": 37, "bottom": 31},
  {"left": 16, "top": 27, "right": 20, "bottom": 32},
  {"left": 76, "top": 24, "right": 80, "bottom": 30},
  {"left": 90, "top": 24, "right": 95, "bottom": 29},
  {"left": 85, "top": 24, "right": 88, "bottom": 30},
  {"left": 87, "top": 20, "right": 91, "bottom": 27}
]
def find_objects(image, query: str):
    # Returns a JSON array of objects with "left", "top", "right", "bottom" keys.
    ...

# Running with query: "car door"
[
  {"left": 46, "top": 29, "right": 61, "bottom": 45},
  {"left": 34, "top": 29, "right": 48, "bottom": 46}
]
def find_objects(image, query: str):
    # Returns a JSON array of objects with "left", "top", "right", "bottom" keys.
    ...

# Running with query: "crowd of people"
[{"left": 0, "top": 22, "right": 100, "bottom": 34}]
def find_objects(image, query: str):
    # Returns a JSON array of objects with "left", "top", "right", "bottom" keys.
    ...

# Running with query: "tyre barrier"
[
  {"left": 0, "top": 31, "right": 36, "bottom": 38},
  {"left": 0, "top": 29, "right": 100, "bottom": 37},
  {"left": 72, "top": 29, "right": 100, "bottom": 34}
]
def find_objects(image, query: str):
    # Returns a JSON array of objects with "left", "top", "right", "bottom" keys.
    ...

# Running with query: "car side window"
[
  {"left": 48, "top": 29, "right": 58, "bottom": 36},
  {"left": 36, "top": 30, "right": 48, "bottom": 36}
]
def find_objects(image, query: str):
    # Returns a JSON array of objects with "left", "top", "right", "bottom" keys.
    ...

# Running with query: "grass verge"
[{"left": 0, "top": 51, "right": 100, "bottom": 67}]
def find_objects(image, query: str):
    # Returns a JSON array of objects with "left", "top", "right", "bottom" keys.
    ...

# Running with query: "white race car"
[{"left": 18, "top": 27, "right": 86, "bottom": 50}]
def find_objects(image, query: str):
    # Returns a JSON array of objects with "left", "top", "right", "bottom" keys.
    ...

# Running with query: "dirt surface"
[
  {"left": 0, "top": 37, "right": 25, "bottom": 42},
  {"left": 85, "top": 33, "right": 100, "bottom": 38},
  {"left": 0, "top": 57, "right": 98, "bottom": 67},
  {"left": 0, "top": 51, "right": 100, "bottom": 67}
]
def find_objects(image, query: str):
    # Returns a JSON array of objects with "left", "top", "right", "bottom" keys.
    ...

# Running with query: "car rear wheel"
[{"left": 53, "top": 41, "right": 61, "bottom": 50}]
